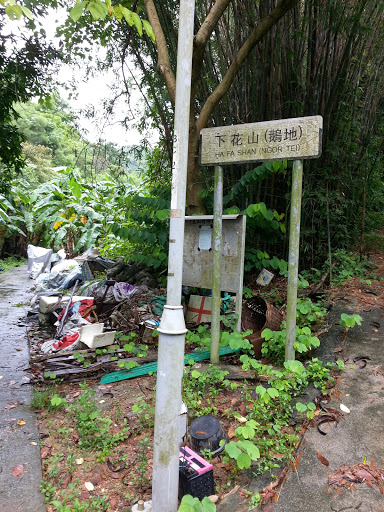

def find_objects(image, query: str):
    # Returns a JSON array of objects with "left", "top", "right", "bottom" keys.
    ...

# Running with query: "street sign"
[{"left": 200, "top": 115, "right": 323, "bottom": 166}]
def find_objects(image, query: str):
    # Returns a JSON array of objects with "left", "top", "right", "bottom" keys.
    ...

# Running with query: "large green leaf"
[{"left": 69, "top": 1, "right": 86, "bottom": 22}]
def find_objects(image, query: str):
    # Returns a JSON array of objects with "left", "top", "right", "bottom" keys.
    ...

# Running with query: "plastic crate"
[{"left": 178, "top": 446, "right": 214, "bottom": 500}]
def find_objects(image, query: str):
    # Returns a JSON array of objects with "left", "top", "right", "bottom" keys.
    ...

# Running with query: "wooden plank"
[{"left": 200, "top": 116, "right": 323, "bottom": 166}]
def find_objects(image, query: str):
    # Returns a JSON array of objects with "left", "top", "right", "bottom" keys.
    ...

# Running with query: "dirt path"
[{"left": 0, "top": 265, "right": 45, "bottom": 512}]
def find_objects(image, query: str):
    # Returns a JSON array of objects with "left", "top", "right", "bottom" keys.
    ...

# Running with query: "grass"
[{"left": 0, "top": 255, "right": 27, "bottom": 272}]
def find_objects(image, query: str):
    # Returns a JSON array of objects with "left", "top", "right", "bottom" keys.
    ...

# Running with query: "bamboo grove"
[
  {"left": 3, "top": 0, "right": 384, "bottom": 269},
  {"left": 102, "top": 0, "right": 384, "bottom": 267}
]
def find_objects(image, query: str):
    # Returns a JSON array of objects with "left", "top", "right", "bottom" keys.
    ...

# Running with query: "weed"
[
  {"left": 69, "top": 382, "right": 129, "bottom": 453},
  {"left": 130, "top": 436, "right": 152, "bottom": 495},
  {"left": 132, "top": 396, "right": 155, "bottom": 429},
  {"left": 295, "top": 297, "right": 327, "bottom": 329},
  {"left": 12, "top": 301, "right": 30, "bottom": 307},
  {"left": 0, "top": 256, "right": 27, "bottom": 273},
  {"left": 183, "top": 364, "right": 232, "bottom": 413},
  {"left": 178, "top": 494, "right": 216, "bottom": 511},
  {"left": 261, "top": 324, "right": 320, "bottom": 363},
  {"left": 248, "top": 491, "right": 262, "bottom": 510},
  {"left": 30, "top": 388, "right": 66, "bottom": 411},
  {"left": 340, "top": 313, "right": 362, "bottom": 329}
]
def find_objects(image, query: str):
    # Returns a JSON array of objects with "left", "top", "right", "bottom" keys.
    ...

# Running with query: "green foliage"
[
  {"left": 261, "top": 325, "right": 320, "bottom": 363},
  {"left": 340, "top": 313, "right": 362, "bottom": 329},
  {"left": 295, "top": 401, "right": 316, "bottom": 419},
  {"left": 0, "top": 14, "right": 59, "bottom": 192},
  {"left": 224, "top": 161, "right": 287, "bottom": 205},
  {"left": 129, "top": 436, "right": 152, "bottom": 492},
  {"left": 244, "top": 248, "right": 287, "bottom": 274},
  {"left": 30, "top": 388, "right": 66, "bottom": 411},
  {"left": 131, "top": 396, "right": 155, "bottom": 429},
  {"left": 296, "top": 298, "right": 327, "bottom": 329},
  {"left": 183, "top": 364, "right": 232, "bottom": 415},
  {"left": 41, "top": 479, "right": 109, "bottom": 511},
  {"left": 223, "top": 439, "right": 260, "bottom": 470},
  {"left": 236, "top": 354, "right": 342, "bottom": 474},
  {"left": 186, "top": 325, "right": 211, "bottom": 349},
  {"left": 328, "top": 250, "right": 376, "bottom": 286},
  {"left": 68, "top": 0, "right": 154, "bottom": 42},
  {"left": 24, "top": 167, "right": 113, "bottom": 254},
  {"left": 0, "top": 255, "right": 26, "bottom": 272},
  {"left": 102, "top": 182, "right": 170, "bottom": 269},
  {"left": 178, "top": 495, "right": 216, "bottom": 512},
  {"left": 69, "top": 382, "right": 129, "bottom": 453},
  {"left": 50, "top": 394, "right": 67, "bottom": 408}
]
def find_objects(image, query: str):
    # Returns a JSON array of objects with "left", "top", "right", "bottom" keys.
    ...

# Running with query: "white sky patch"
[{"left": 6, "top": 7, "right": 158, "bottom": 147}]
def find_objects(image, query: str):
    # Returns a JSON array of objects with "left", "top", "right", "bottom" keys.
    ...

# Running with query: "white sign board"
[{"left": 200, "top": 115, "right": 323, "bottom": 166}]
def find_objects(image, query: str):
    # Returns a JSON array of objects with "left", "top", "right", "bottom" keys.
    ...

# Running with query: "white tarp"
[{"left": 27, "top": 245, "right": 53, "bottom": 279}]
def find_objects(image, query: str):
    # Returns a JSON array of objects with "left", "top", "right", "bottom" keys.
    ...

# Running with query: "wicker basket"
[{"left": 242, "top": 296, "right": 283, "bottom": 335}]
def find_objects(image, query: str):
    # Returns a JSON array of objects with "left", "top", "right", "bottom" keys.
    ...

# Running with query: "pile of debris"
[{"left": 26, "top": 245, "right": 165, "bottom": 382}]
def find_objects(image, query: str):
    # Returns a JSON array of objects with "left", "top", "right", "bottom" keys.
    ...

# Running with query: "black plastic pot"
[{"left": 189, "top": 415, "right": 227, "bottom": 456}]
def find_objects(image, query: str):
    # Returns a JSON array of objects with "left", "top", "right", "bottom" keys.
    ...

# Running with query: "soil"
[{"left": 27, "top": 249, "right": 384, "bottom": 511}]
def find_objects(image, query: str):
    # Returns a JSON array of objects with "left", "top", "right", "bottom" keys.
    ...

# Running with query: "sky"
[
  {"left": 9, "top": 7, "right": 155, "bottom": 147},
  {"left": 44, "top": 8, "right": 147, "bottom": 147}
]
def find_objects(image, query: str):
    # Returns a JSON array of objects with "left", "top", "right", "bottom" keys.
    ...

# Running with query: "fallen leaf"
[
  {"left": 91, "top": 474, "right": 101, "bottom": 486},
  {"left": 62, "top": 474, "right": 71, "bottom": 487},
  {"left": 234, "top": 414, "right": 247, "bottom": 423},
  {"left": 84, "top": 481, "right": 94, "bottom": 491},
  {"left": 76, "top": 458, "right": 84, "bottom": 465},
  {"left": 272, "top": 453, "right": 285, "bottom": 459},
  {"left": 12, "top": 465, "right": 24, "bottom": 477},
  {"left": 17, "top": 419, "right": 25, "bottom": 426},
  {"left": 40, "top": 447, "right": 50, "bottom": 459},
  {"left": 208, "top": 495, "right": 219, "bottom": 503},
  {"left": 4, "top": 403, "right": 18, "bottom": 410},
  {"left": 317, "top": 451, "right": 329, "bottom": 466},
  {"left": 228, "top": 425, "right": 236, "bottom": 439},
  {"left": 332, "top": 346, "right": 343, "bottom": 353}
]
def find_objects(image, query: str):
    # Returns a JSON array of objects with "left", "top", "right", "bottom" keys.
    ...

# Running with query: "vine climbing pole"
[{"left": 151, "top": 0, "right": 195, "bottom": 510}]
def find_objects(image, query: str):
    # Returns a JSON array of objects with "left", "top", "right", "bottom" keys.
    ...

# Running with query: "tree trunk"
[{"left": 187, "top": 121, "right": 205, "bottom": 214}]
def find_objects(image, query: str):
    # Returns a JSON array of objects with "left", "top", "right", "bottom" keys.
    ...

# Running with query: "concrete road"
[
  {"left": 0, "top": 265, "right": 45, "bottom": 512},
  {"left": 218, "top": 300, "right": 384, "bottom": 512}
]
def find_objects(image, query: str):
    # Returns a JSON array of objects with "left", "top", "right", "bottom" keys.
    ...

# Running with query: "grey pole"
[
  {"left": 151, "top": 0, "right": 195, "bottom": 509},
  {"left": 285, "top": 160, "right": 303, "bottom": 361},
  {"left": 211, "top": 165, "right": 223, "bottom": 364}
]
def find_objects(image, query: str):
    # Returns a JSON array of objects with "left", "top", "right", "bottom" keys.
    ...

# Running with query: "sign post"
[
  {"left": 211, "top": 165, "right": 223, "bottom": 364},
  {"left": 151, "top": 0, "right": 194, "bottom": 509},
  {"left": 285, "top": 160, "right": 303, "bottom": 361},
  {"left": 200, "top": 116, "right": 323, "bottom": 362}
]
